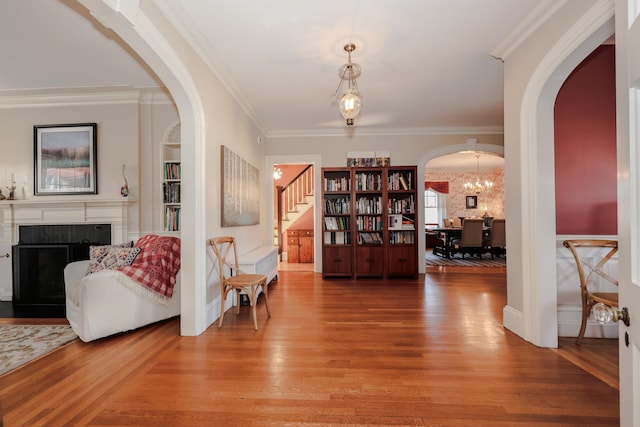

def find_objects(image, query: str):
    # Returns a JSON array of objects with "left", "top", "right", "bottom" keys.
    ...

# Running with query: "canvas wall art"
[{"left": 221, "top": 145, "right": 260, "bottom": 226}]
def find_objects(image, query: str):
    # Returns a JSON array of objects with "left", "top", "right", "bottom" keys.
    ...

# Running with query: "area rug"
[
  {"left": 425, "top": 251, "right": 506, "bottom": 267},
  {"left": 0, "top": 325, "right": 78, "bottom": 376}
]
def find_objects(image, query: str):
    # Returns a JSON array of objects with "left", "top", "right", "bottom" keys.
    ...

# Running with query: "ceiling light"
[
  {"left": 464, "top": 154, "right": 493, "bottom": 194},
  {"left": 273, "top": 167, "right": 282, "bottom": 180},
  {"left": 335, "top": 43, "right": 362, "bottom": 126}
]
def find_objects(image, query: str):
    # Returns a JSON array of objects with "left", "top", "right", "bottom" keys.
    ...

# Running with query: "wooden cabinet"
[
  {"left": 322, "top": 245, "right": 352, "bottom": 277},
  {"left": 287, "top": 230, "right": 313, "bottom": 263},
  {"left": 355, "top": 246, "right": 384, "bottom": 277},
  {"left": 387, "top": 245, "right": 417, "bottom": 276},
  {"left": 321, "top": 165, "right": 417, "bottom": 279}
]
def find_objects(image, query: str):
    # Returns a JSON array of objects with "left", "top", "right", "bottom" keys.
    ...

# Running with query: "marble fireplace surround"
[{"left": 0, "top": 198, "right": 131, "bottom": 300}]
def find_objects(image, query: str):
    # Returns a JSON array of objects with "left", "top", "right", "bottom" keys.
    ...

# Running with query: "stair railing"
[{"left": 276, "top": 165, "right": 314, "bottom": 255}]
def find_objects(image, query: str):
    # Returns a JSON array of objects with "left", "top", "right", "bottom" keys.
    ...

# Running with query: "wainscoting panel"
[{"left": 556, "top": 236, "right": 618, "bottom": 339}]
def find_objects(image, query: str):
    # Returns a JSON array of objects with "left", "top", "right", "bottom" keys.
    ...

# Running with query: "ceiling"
[{"left": 0, "top": 0, "right": 539, "bottom": 170}]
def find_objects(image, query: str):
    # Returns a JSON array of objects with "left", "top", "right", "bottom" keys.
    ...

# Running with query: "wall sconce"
[{"left": 593, "top": 302, "right": 630, "bottom": 326}]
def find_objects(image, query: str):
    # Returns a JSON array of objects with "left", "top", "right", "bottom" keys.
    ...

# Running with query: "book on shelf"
[
  {"left": 324, "top": 216, "right": 349, "bottom": 231},
  {"left": 399, "top": 175, "right": 409, "bottom": 190},
  {"left": 163, "top": 182, "right": 181, "bottom": 203},
  {"left": 389, "top": 231, "right": 414, "bottom": 244},
  {"left": 401, "top": 215, "right": 415, "bottom": 230},
  {"left": 164, "top": 162, "right": 181, "bottom": 180},
  {"left": 164, "top": 205, "right": 181, "bottom": 231},
  {"left": 388, "top": 214, "right": 402, "bottom": 230},
  {"left": 324, "top": 231, "right": 350, "bottom": 245},
  {"left": 388, "top": 171, "right": 413, "bottom": 191},
  {"left": 324, "top": 217, "right": 338, "bottom": 230},
  {"left": 359, "top": 232, "right": 382, "bottom": 244}
]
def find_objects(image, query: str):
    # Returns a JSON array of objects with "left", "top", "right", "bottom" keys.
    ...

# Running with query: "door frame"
[{"left": 266, "top": 154, "right": 322, "bottom": 273}]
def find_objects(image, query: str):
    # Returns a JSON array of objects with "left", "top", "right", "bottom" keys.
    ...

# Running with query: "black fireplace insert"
[{"left": 12, "top": 224, "right": 111, "bottom": 317}]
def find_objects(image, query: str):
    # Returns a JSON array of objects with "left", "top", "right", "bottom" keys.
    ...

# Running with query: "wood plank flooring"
[{"left": 0, "top": 269, "right": 619, "bottom": 426}]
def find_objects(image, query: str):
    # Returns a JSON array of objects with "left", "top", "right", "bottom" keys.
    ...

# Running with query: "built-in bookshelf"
[
  {"left": 162, "top": 122, "right": 181, "bottom": 232},
  {"left": 321, "top": 165, "right": 417, "bottom": 279}
]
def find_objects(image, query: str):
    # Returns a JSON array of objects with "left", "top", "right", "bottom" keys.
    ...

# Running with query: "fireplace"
[{"left": 12, "top": 224, "right": 111, "bottom": 317}]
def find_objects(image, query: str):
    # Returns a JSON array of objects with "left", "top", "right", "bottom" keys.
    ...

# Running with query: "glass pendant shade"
[
  {"left": 335, "top": 43, "right": 362, "bottom": 126},
  {"left": 339, "top": 89, "right": 362, "bottom": 126}
]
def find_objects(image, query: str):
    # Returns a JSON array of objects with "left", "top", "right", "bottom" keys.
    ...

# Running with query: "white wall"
[
  {"left": 266, "top": 132, "right": 504, "bottom": 274},
  {"left": 555, "top": 236, "right": 618, "bottom": 339},
  {"left": 0, "top": 97, "right": 139, "bottom": 206},
  {"left": 500, "top": 0, "right": 613, "bottom": 346},
  {"left": 63, "top": 0, "right": 615, "bottom": 343},
  {"left": 266, "top": 133, "right": 504, "bottom": 168},
  {"left": 138, "top": 95, "right": 180, "bottom": 236},
  {"left": 0, "top": 92, "right": 147, "bottom": 300}
]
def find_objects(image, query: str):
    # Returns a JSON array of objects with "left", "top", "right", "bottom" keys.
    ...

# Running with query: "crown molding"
[
  {"left": 0, "top": 87, "right": 171, "bottom": 109},
  {"left": 490, "top": 0, "right": 568, "bottom": 61},
  {"left": 266, "top": 125, "right": 504, "bottom": 139},
  {"left": 151, "top": 0, "right": 268, "bottom": 135}
]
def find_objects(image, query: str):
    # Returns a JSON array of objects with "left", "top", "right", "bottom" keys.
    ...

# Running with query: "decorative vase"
[{"left": 120, "top": 164, "right": 129, "bottom": 197}]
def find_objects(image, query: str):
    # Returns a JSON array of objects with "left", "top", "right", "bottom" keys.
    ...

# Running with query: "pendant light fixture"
[
  {"left": 335, "top": 43, "right": 362, "bottom": 126},
  {"left": 464, "top": 154, "right": 494, "bottom": 194}
]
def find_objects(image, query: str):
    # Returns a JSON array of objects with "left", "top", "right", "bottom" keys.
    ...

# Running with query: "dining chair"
[
  {"left": 450, "top": 218, "right": 484, "bottom": 259},
  {"left": 562, "top": 239, "right": 618, "bottom": 345},
  {"left": 487, "top": 218, "right": 506, "bottom": 259},
  {"left": 209, "top": 236, "right": 271, "bottom": 330}
]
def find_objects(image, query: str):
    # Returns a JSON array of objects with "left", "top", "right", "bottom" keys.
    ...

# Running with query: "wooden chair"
[
  {"left": 209, "top": 236, "right": 271, "bottom": 330},
  {"left": 487, "top": 218, "right": 506, "bottom": 259},
  {"left": 562, "top": 239, "right": 618, "bottom": 345},
  {"left": 450, "top": 218, "right": 485, "bottom": 259}
]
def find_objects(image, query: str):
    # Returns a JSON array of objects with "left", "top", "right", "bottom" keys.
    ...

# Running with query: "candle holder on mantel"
[{"left": 6, "top": 182, "right": 16, "bottom": 200}]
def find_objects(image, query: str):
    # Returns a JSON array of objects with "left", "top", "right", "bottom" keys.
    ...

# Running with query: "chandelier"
[
  {"left": 335, "top": 43, "right": 362, "bottom": 126},
  {"left": 464, "top": 154, "right": 494, "bottom": 194}
]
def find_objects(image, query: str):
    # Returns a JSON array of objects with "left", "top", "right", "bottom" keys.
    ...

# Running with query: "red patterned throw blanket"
[{"left": 118, "top": 235, "right": 181, "bottom": 303}]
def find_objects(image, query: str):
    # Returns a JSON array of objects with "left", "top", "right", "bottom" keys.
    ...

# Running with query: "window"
[{"left": 424, "top": 189, "right": 440, "bottom": 225}]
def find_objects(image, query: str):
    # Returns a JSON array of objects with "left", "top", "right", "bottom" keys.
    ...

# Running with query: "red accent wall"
[{"left": 554, "top": 45, "right": 617, "bottom": 235}]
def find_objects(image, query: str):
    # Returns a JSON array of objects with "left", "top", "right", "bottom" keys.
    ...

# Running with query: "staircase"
[{"left": 275, "top": 165, "right": 314, "bottom": 254}]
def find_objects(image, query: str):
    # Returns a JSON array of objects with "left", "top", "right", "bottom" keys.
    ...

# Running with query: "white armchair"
[{"left": 64, "top": 260, "right": 180, "bottom": 342}]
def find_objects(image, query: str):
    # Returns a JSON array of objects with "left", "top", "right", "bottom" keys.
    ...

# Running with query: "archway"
[
  {"left": 78, "top": 0, "right": 209, "bottom": 335},
  {"left": 503, "top": 5, "right": 614, "bottom": 347}
]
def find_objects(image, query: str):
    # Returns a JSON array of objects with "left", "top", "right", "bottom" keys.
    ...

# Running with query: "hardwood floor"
[{"left": 0, "top": 268, "right": 619, "bottom": 426}]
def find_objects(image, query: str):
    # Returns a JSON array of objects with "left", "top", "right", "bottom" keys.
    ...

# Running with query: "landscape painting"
[{"left": 34, "top": 123, "right": 97, "bottom": 195}]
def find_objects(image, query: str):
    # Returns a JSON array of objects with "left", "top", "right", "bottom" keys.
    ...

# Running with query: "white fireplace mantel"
[
  {"left": 0, "top": 197, "right": 133, "bottom": 245},
  {"left": 0, "top": 197, "right": 134, "bottom": 301}
]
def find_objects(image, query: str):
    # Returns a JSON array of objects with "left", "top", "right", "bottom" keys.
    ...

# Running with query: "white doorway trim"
[
  {"left": 266, "top": 154, "right": 322, "bottom": 273},
  {"left": 508, "top": 3, "right": 614, "bottom": 347}
]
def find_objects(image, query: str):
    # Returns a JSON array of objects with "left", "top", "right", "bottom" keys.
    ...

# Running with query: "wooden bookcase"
[
  {"left": 322, "top": 168, "right": 353, "bottom": 278},
  {"left": 321, "top": 165, "right": 417, "bottom": 279}
]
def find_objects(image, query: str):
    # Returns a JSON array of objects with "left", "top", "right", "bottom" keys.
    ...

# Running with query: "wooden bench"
[{"left": 238, "top": 246, "right": 279, "bottom": 284}]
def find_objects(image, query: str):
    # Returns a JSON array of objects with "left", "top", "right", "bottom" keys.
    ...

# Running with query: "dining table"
[{"left": 429, "top": 226, "right": 490, "bottom": 259}]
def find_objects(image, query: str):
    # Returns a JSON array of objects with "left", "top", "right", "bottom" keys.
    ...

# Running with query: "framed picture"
[
  {"left": 466, "top": 195, "right": 478, "bottom": 209},
  {"left": 221, "top": 145, "right": 260, "bottom": 226},
  {"left": 34, "top": 123, "right": 97, "bottom": 195}
]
